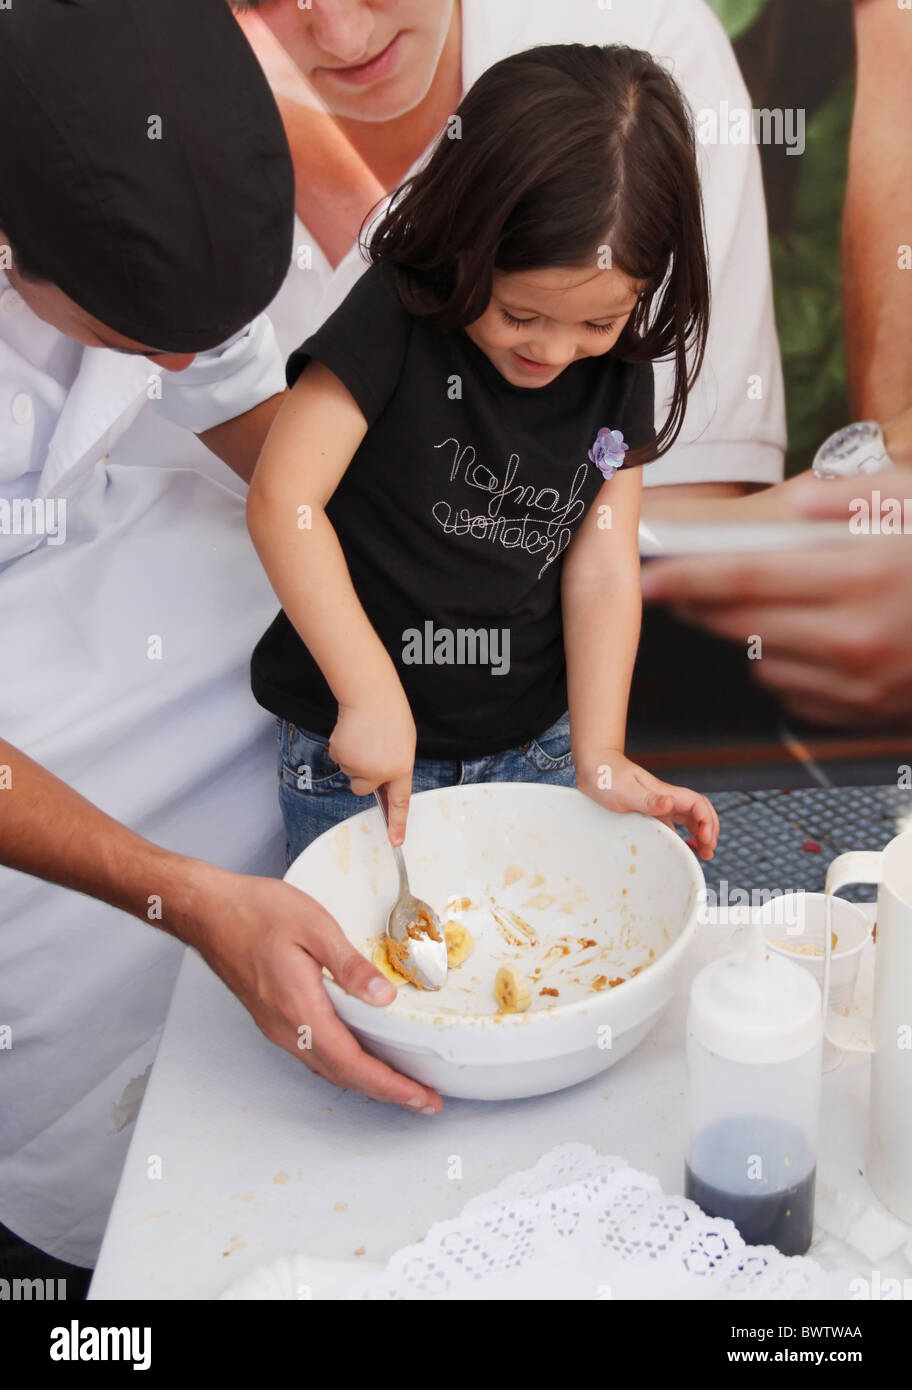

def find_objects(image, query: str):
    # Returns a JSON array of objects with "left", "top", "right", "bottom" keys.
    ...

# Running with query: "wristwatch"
[{"left": 811, "top": 420, "right": 895, "bottom": 480}]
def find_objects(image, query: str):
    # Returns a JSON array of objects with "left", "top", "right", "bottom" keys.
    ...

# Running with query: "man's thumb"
[{"left": 316, "top": 918, "right": 395, "bottom": 1006}]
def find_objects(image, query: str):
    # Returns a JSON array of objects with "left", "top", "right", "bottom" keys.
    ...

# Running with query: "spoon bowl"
[{"left": 374, "top": 788, "right": 448, "bottom": 991}]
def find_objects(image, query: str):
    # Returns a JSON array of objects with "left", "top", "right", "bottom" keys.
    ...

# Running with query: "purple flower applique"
[{"left": 588, "top": 427, "right": 628, "bottom": 480}]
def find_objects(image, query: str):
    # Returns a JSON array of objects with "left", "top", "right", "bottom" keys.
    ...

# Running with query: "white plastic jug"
[{"left": 824, "top": 826, "right": 912, "bottom": 1222}]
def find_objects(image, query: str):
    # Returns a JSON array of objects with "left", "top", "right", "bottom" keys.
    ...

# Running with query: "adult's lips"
[{"left": 319, "top": 31, "right": 404, "bottom": 86}]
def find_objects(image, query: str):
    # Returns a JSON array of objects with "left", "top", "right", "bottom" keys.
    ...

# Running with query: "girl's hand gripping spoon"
[{"left": 373, "top": 787, "right": 448, "bottom": 991}]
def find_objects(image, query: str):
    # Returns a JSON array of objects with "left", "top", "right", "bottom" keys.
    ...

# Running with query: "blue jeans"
[{"left": 277, "top": 711, "right": 576, "bottom": 864}]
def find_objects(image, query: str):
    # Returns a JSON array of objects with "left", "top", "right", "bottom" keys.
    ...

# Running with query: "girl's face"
[
  {"left": 465, "top": 265, "right": 644, "bottom": 390},
  {"left": 247, "top": 0, "right": 457, "bottom": 122}
]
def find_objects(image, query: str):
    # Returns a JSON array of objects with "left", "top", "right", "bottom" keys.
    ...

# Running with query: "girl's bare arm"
[
  {"left": 561, "top": 467, "right": 643, "bottom": 769},
  {"left": 562, "top": 467, "right": 718, "bottom": 856},
  {"left": 246, "top": 361, "right": 415, "bottom": 841}
]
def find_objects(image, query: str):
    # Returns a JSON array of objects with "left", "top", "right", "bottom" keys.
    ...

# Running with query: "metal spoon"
[{"left": 373, "top": 787, "right": 448, "bottom": 991}]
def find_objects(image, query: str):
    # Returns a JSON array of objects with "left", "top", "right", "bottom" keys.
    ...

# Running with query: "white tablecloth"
[{"left": 89, "top": 909, "right": 910, "bottom": 1300}]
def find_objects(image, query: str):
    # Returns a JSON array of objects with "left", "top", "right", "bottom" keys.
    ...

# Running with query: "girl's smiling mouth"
[
  {"left": 319, "top": 32, "right": 405, "bottom": 87},
  {"left": 511, "top": 350, "right": 561, "bottom": 377}
]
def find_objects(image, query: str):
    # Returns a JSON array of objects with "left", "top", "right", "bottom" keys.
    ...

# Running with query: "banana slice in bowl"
[
  {"left": 443, "top": 920, "right": 475, "bottom": 968},
  {"left": 494, "top": 965, "right": 531, "bottom": 1015}
]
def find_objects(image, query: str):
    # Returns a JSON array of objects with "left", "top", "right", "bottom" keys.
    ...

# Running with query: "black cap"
[{"left": 0, "top": 0, "right": 295, "bottom": 352}]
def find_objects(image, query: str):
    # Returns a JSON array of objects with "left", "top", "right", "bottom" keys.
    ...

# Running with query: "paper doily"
[{"left": 342, "top": 1144, "right": 854, "bottom": 1300}]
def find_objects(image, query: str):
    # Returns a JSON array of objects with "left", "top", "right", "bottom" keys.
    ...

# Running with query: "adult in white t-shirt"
[{"left": 230, "top": 0, "right": 785, "bottom": 492}]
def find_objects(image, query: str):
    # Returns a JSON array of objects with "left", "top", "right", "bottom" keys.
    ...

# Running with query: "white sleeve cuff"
[
  {"left": 150, "top": 313, "right": 286, "bottom": 435},
  {"left": 643, "top": 441, "right": 786, "bottom": 489}
]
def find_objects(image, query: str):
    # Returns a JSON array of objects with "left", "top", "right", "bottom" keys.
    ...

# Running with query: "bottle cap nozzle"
[{"left": 688, "top": 920, "right": 823, "bottom": 1064}]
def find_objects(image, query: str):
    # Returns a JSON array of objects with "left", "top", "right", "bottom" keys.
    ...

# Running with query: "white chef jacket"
[
  {"left": 0, "top": 273, "right": 289, "bottom": 1266},
  {"left": 0, "top": 0, "right": 785, "bottom": 1271}
]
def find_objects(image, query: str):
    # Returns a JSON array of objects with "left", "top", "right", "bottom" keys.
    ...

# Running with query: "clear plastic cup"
[{"left": 754, "top": 892, "right": 872, "bottom": 1070}]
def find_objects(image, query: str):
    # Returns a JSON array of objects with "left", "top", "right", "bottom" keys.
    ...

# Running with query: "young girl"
[{"left": 248, "top": 43, "right": 720, "bottom": 863}]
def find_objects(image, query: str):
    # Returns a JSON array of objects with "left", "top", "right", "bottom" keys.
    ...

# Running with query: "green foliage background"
[
  {"left": 706, "top": 0, "right": 854, "bottom": 473},
  {"left": 709, "top": 0, "right": 770, "bottom": 42}
]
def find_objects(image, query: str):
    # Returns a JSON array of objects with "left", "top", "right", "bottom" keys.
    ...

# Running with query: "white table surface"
[{"left": 89, "top": 908, "right": 911, "bottom": 1300}]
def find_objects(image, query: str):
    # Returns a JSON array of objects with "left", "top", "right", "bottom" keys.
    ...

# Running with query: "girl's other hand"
[
  {"left": 575, "top": 750, "right": 718, "bottom": 860},
  {"left": 330, "top": 696, "right": 417, "bottom": 845}
]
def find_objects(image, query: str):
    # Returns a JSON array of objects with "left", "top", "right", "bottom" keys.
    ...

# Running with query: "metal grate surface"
[{"left": 679, "top": 786, "right": 912, "bottom": 903}]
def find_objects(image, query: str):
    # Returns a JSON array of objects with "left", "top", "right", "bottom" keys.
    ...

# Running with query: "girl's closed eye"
[
  {"left": 498, "top": 306, "right": 616, "bottom": 335},
  {"left": 499, "top": 307, "right": 536, "bottom": 328}
]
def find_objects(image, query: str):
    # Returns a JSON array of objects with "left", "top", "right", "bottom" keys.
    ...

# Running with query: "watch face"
[{"left": 813, "top": 421, "right": 887, "bottom": 478}]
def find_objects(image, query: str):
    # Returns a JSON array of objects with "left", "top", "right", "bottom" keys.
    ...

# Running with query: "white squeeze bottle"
[{"left": 684, "top": 920, "right": 823, "bottom": 1256}]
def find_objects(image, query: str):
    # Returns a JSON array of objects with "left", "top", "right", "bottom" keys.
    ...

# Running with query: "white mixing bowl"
[{"left": 285, "top": 783, "right": 705, "bottom": 1100}]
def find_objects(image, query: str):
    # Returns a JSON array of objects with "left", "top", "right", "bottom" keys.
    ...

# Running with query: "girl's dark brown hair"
[{"left": 367, "top": 44, "right": 710, "bottom": 460}]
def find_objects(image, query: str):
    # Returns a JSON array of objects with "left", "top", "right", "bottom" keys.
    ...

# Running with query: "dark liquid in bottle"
[{"left": 685, "top": 1116, "right": 816, "bottom": 1257}]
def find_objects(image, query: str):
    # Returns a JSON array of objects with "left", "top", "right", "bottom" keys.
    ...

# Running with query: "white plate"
[{"left": 219, "top": 1251, "right": 383, "bottom": 1301}]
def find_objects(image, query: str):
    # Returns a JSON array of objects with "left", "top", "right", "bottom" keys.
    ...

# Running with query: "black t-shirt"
[{"left": 251, "top": 260, "right": 655, "bottom": 759}]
